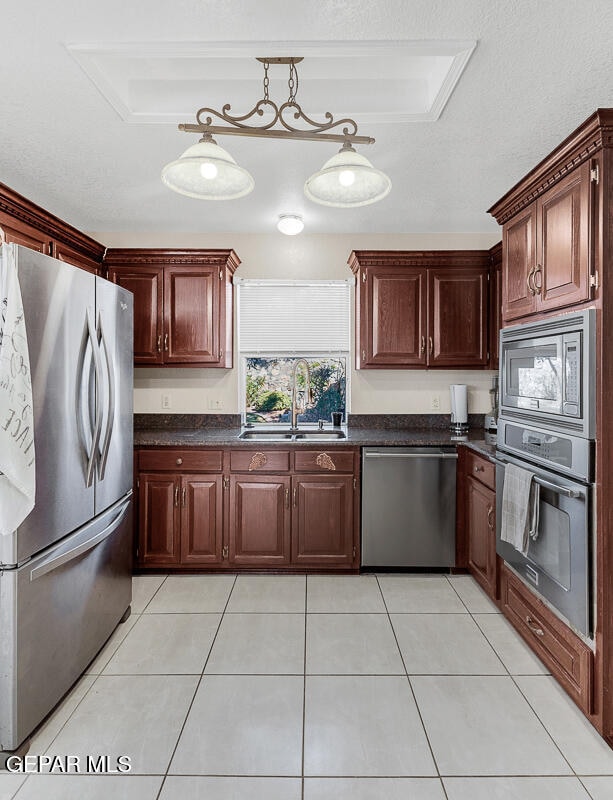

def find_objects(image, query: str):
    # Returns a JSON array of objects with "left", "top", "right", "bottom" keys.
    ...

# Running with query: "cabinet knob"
[
  {"left": 525, "top": 615, "right": 545, "bottom": 637},
  {"left": 474, "top": 465, "right": 484, "bottom": 472},
  {"left": 176, "top": 457, "right": 183, "bottom": 466}
]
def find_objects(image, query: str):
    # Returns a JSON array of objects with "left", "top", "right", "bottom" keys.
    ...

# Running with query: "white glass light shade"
[
  {"left": 161, "top": 138, "right": 254, "bottom": 200},
  {"left": 304, "top": 145, "right": 391, "bottom": 208},
  {"left": 277, "top": 214, "right": 304, "bottom": 235}
]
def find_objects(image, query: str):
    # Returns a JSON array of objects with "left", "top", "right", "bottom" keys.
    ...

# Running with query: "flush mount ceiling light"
[
  {"left": 162, "top": 57, "right": 391, "bottom": 207},
  {"left": 277, "top": 214, "right": 304, "bottom": 235}
]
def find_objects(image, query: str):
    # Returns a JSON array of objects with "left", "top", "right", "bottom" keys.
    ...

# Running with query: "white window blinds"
[{"left": 237, "top": 280, "right": 351, "bottom": 353}]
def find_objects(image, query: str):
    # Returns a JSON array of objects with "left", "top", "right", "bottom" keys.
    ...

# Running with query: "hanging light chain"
[
  {"left": 288, "top": 60, "right": 299, "bottom": 104},
  {"left": 262, "top": 60, "right": 270, "bottom": 103}
]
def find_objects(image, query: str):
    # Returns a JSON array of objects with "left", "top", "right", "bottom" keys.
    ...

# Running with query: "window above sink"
[{"left": 236, "top": 279, "right": 351, "bottom": 427}]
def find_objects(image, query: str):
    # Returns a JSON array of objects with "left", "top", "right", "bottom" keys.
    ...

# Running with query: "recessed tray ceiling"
[{"left": 67, "top": 40, "right": 476, "bottom": 125}]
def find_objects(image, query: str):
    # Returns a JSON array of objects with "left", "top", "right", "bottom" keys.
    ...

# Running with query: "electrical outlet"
[
  {"left": 431, "top": 394, "right": 441, "bottom": 411},
  {"left": 207, "top": 398, "right": 224, "bottom": 410},
  {"left": 161, "top": 393, "right": 171, "bottom": 410}
]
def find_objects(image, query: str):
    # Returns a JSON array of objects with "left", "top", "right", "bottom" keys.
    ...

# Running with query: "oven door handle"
[{"left": 494, "top": 457, "right": 585, "bottom": 500}]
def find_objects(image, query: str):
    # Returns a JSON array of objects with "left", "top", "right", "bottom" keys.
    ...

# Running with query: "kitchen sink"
[{"left": 237, "top": 429, "right": 346, "bottom": 441}]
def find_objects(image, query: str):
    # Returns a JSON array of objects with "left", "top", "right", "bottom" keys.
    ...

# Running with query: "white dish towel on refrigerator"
[{"left": 0, "top": 243, "right": 35, "bottom": 536}]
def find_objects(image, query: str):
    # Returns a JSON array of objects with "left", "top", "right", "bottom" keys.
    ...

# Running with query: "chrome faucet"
[{"left": 290, "top": 358, "right": 312, "bottom": 430}]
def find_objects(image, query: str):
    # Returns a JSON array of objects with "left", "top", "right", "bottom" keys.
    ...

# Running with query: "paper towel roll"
[{"left": 450, "top": 384, "right": 468, "bottom": 425}]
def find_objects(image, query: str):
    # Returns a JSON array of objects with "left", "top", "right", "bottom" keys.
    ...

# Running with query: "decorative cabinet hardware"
[
  {"left": 428, "top": 336, "right": 433, "bottom": 355},
  {"left": 222, "top": 545, "right": 229, "bottom": 559},
  {"left": 157, "top": 334, "right": 162, "bottom": 352},
  {"left": 223, "top": 477, "right": 230, "bottom": 489},
  {"left": 248, "top": 452, "right": 268, "bottom": 471},
  {"left": 293, "top": 486, "right": 298, "bottom": 506},
  {"left": 174, "top": 486, "right": 179, "bottom": 507},
  {"left": 526, "top": 265, "right": 536, "bottom": 296},
  {"left": 164, "top": 332, "right": 169, "bottom": 351},
  {"left": 591, "top": 163, "right": 600, "bottom": 183},
  {"left": 525, "top": 615, "right": 545, "bottom": 637},
  {"left": 533, "top": 265, "right": 542, "bottom": 295},
  {"left": 176, "top": 457, "right": 183, "bottom": 465},
  {"left": 474, "top": 465, "right": 485, "bottom": 472},
  {"left": 487, "top": 505, "right": 495, "bottom": 530},
  {"left": 181, "top": 487, "right": 186, "bottom": 507},
  {"left": 285, "top": 488, "right": 290, "bottom": 507},
  {"left": 420, "top": 336, "right": 425, "bottom": 355},
  {"left": 316, "top": 452, "right": 336, "bottom": 471}
]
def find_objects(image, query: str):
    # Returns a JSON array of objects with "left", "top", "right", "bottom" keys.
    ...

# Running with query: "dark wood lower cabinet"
[
  {"left": 181, "top": 475, "right": 223, "bottom": 565},
  {"left": 466, "top": 474, "right": 497, "bottom": 599},
  {"left": 135, "top": 446, "right": 359, "bottom": 572},
  {"left": 138, "top": 473, "right": 180, "bottom": 566},
  {"left": 229, "top": 475, "right": 291, "bottom": 566},
  {"left": 292, "top": 475, "right": 355, "bottom": 566}
]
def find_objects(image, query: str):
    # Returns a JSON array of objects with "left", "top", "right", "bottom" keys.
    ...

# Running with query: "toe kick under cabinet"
[{"left": 135, "top": 446, "right": 360, "bottom": 572}]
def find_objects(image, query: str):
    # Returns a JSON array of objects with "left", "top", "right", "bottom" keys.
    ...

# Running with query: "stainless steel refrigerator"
[{"left": 0, "top": 246, "right": 133, "bottom": 757}]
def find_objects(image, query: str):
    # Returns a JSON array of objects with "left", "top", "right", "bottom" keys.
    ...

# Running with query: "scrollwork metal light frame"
[{"left": 176, "top": 57, "right": 375, "bottom": 147}]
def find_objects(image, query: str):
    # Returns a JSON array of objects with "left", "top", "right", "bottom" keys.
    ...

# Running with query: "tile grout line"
[
  {"left": 154, "top": 573, "right": 238, "bottom": 800},
  {"left": 444, "top": 574, "right": 578, "bottom": 782},
  {"left": 375, "top": 575, "right": 449, "bottom": 799},
  {"left": 302, "top": 575, "right": 308, "bottom": 800}
]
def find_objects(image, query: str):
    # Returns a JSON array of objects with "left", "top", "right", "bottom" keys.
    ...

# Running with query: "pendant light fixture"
[
  {"left": 161, "top": 132, "right": 254, "bottom": 200},
  {"left": 162, "top": 57, "right": 391, "bottom": 207},
  {"left": 304, "top": 141, "right": 391, "bottom": 207}
]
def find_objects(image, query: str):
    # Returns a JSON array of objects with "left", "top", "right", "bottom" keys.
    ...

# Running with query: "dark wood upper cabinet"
[
  {"left": 489, "top": 242, "right": 502, "bottom": 370},
  {"left": 489, "top": 113, "right": 604, "bottom": 324},
  {"left": 349, "top": 250, "right": 491, "bottom": 369},
  {"left": 428, "top": 268, "right": 488, "bottom": 366},
  {"left": 361, "top": 267, "right": 426, "bottom": 367},
  {"left": 0, "top": 182, "right": 104, "bottom": 272},
  {"left": 104, "top": 249, "right": 240, "bottom": 367},
  {"left": 106, "top": 267, "right": 163, "bottom": 364}
]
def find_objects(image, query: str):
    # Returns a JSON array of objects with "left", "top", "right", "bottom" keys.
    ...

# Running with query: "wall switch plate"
[
  {"left": 431, "top": 394, "right": 441, "bottom": 411},
  {"left": 161, "top": 393, "right": 171, "bottom": 410}
]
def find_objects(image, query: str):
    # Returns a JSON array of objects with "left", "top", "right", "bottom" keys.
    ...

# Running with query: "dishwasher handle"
[{"left": 363, "top": 451, "right": 458, "bottom": 459}]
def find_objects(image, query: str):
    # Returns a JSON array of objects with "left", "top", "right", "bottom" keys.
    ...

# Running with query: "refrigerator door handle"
[
  {"left": 29, "top": 497, "right": 130, "bottom": 581},
  {"left": 85, "top": 309, "right": 104, "bottom": 487},
  {"left": 97, "top": 315, "right": 115, "bottom": 481}
]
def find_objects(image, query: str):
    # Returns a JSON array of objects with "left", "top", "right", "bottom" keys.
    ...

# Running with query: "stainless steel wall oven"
[{"left": 497, "top": 310, "right": 596, "bottom": 639}]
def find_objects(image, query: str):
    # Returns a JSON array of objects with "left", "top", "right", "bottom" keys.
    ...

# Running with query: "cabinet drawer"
[
  {"left": 293, "top": 449, "right": 355, "bottom": 473},
  {"left": 230, "top": 450, "right": 290, "bottom": 472},
  {"left": 139, "top": 449, "right": 223, "bottom": 473},
  {"left": 501, "top": 566, "right": 593, "bottom": 713},
  {"left": 465, "top": 449, "right": 495, "bottom": 490}
]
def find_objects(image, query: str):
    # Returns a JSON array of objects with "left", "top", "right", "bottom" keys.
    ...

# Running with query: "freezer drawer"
[
  {"left": 361, "top": 448, "right": 457, "bottom": 567},
  {"left": 0, "top": 494, "right": 132, "bottom": 752}
]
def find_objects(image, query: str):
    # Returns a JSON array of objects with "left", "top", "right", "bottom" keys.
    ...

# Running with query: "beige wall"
[{"left": 91, "top": 231, "right": 501, "bottom": 416}]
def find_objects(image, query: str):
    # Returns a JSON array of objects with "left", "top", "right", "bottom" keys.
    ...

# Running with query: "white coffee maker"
[{"left": 449, "top": 384, "right": 469, "bottom": 434}]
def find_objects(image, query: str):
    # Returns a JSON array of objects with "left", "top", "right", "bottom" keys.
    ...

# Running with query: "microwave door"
[{"left": 502, "top": 335, "right": 564, "bottom": 415}]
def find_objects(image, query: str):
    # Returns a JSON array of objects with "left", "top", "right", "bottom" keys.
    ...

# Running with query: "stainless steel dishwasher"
[{"left": 361, "top": 447, "right": 457, "bottom": 567}]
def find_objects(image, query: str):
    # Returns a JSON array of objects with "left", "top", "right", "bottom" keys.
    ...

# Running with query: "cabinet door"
[
  {"left": 360, "top": 267, "right": 426, "bottom": 367},
  {"left": 489, "top": 245, "right": 502, "bottom": 370},
  {"left": 502, "top": 204, "right": 537, "bottom": 322},
  {"left": 0, "top": 214, "right": 51, "bottom": 254},
  {"left": 164, "top": 265, "right": 220, "bottom": 364},
  {"left": 467, "top": 476, "right": 496, "bottom": 599},
  {"left": 107, "top": 267, "right": 163, "bottom": 364},
  {"left": 428, "top": 268, "right": 488, "bottom": 366},
  {"left": 229, "top": 475, "right": 290, "bottom": 565},
  {"left": 291, "top": 475, "right": 355, "bottom": 567},
  {"left": 138, "top": 473, "right": 180, "bottom": 566},
  {"left": 53, "top": 241, "right": 101, "bottom": 275},
  {"left": 537, "top": 162, "right": 592, "bottom": 312},
  {"left": 180, "top": 475, "right": 223, "bottom": 565}
]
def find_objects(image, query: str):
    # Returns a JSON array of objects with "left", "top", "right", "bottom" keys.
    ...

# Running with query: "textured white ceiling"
[{"left": 1, "top": 0, "right": 612, "bottom": 236}]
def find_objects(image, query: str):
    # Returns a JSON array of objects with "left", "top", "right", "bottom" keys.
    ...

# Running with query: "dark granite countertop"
[{"left": 134, "top": 417, "right": 498, "bottom": 458}]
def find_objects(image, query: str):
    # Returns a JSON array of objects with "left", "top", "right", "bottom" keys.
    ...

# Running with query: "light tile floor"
[{"left": 2, "top": 573, "right": 613, "bottom": 799}]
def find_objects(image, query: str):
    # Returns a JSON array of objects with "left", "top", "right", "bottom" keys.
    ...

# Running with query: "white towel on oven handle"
[
  {"left": 0, "top": 243, "right": 36, "bottom": 536},
  {"left": 501, "top": 463, "right": 540, "bottom": 555}
]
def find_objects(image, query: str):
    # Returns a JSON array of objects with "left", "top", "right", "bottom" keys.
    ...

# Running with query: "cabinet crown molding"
[
  {"left": 104, "top": 248, "right": 241, "bottom": 273},
  {"left": 488, "top": 108, "right": 613, "bottom": 225},
  {"left": 348, "top": 249, "right": 490, "bottom": 273}
]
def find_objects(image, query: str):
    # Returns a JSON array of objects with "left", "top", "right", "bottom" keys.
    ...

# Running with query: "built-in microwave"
[{"left": 500, "top": 310, "right": 595, "bottom": 439}]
